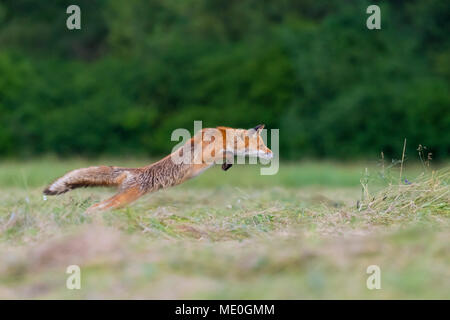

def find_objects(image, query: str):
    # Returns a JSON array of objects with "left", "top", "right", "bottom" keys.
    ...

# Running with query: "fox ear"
[
  {"left": 249, "top": 124, "right": 265, "bottom": 135},
  {"left": 253, "top": 124, "right": 265, "bottom": 131}
]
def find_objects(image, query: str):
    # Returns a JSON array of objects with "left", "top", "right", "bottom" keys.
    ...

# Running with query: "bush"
[{"left": 0, "top": 0, "right": 448, "bottom": 159}]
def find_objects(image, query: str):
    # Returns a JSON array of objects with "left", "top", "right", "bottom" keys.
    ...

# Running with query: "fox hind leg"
[{"left": 85, "top": 187, "right": 144, "bottom": 214}]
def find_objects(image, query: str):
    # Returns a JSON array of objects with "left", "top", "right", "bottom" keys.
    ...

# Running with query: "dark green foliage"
[{"left": 0, "top": 0, "right": 448, "bottom": 159}]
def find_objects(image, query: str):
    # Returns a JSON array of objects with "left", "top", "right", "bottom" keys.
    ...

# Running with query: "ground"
[{"left": 0, "top": 158, "right": 448, "bottom": 299}]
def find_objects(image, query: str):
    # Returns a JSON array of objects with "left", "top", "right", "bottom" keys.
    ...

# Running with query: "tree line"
[{"left": 0, "top": 0, "right": 448, "bottom": 159}]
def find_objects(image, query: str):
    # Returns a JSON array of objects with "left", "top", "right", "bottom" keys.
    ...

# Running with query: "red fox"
[{"left": 44, "top": 125, "right": 273, "bottom": 213}]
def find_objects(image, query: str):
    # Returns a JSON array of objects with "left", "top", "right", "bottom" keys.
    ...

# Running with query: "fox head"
[
  {"left": 217, "top": 124, "right": 273, "bottom": 160},
  {"left": 177, "top": 124, "right": 273, "bottom": 167}
]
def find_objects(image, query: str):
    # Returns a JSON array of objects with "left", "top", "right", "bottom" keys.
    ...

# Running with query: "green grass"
[{"left": 0, "top": 158, "right": 448, "bottom": 299}]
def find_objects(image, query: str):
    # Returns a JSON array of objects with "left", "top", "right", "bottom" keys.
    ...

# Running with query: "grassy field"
[{"left": 0, "top": 158, "right": 449, "bottom": 299}]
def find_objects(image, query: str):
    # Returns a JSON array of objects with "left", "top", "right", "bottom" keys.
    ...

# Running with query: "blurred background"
[{"left": 0, "top": 0, "right": 448, "bottom": 160}]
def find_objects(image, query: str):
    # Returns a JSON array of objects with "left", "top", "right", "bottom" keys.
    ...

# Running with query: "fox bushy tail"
[{"left": 43, "top": 166, "right": 129, "bottom": 195}]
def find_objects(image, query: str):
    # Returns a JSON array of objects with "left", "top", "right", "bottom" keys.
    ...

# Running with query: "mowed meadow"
[{"left": 0, "top": 158, "right": 449, "bottom": 299}]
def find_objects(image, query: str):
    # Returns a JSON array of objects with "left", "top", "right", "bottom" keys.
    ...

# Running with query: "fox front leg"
[
  {"left": 221, "top": 152, "right": 234, "bottom": 171},
  {"left": 222, "top": 163, "right": 232, "bottom": 171}
]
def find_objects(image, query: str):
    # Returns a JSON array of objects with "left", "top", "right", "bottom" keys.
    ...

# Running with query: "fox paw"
[{"left": 222, "top": 163, "right": 233, "bottom": 171}]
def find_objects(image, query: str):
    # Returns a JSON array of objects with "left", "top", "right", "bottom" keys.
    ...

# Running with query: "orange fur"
[{"left": 85, "top": 187, "right": 143, "bottom": 213}]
